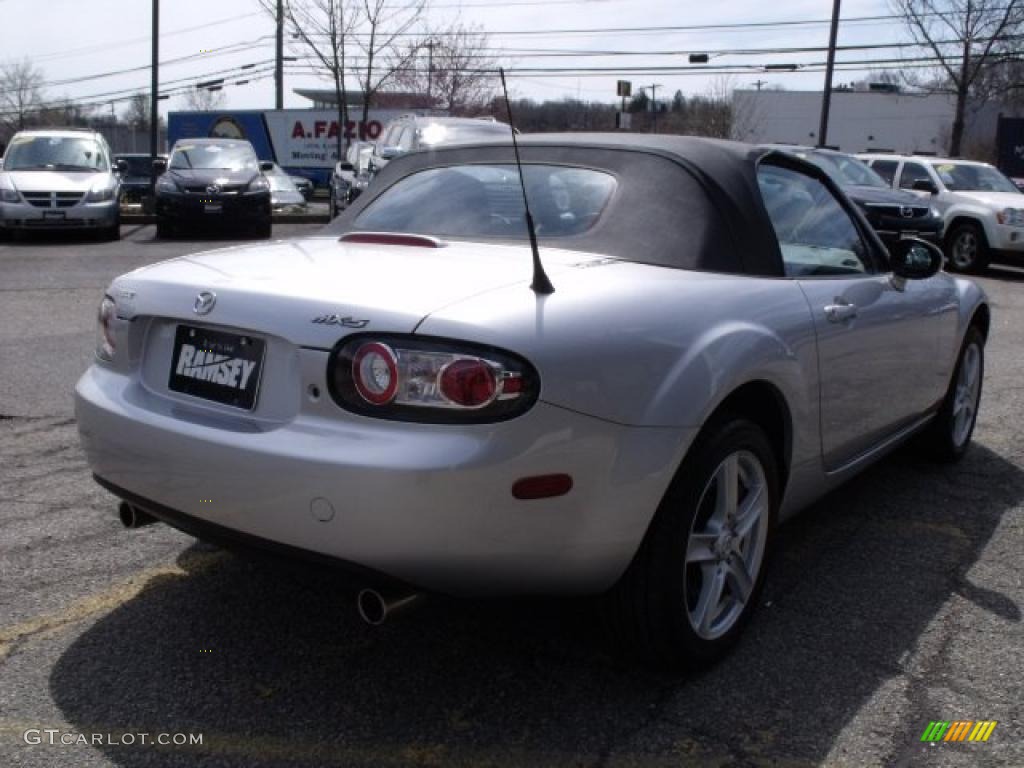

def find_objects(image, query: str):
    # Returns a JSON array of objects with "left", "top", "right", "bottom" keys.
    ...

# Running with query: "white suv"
[
  {"left": 859, "top": 153, "right": 1024, "bottom": 272},
  {"left": 0, "top": 128, "right": 121, "bottom": 240}
]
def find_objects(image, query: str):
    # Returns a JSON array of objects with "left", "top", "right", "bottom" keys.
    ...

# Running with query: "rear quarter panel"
[{"left": 418, "top": 261, "right": 822, "bottom": 516}]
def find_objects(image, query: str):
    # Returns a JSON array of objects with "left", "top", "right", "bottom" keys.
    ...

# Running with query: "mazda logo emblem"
[
  {"left": 206, "top": 184, "right": 221, "bottom": 195},
  {"left": 900, "top": 205, "right": 914, "bottom": 218},
  {"left": 193, "top": 291, "right": 217, "bottom": 315}
]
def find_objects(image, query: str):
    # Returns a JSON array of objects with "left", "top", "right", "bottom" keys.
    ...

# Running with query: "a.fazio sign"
[{"left": 167, "top": 109, "right": 407, "bottom": 184}]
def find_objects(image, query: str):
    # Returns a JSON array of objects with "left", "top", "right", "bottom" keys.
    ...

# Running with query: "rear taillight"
[
  {"left": 96, "top": 295, "right": 117, "bottom": 361},
  {"left": 352, "top": 342, "right": 399, "bottom": 404},
  {"left": 439, "top": 359, "right": 497, "bottom": 407},
  {"left": 329, "top": 335, "right": 539, "bottom": 423}
]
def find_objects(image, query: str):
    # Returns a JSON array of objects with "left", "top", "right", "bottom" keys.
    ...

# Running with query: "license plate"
[
  {"left": 900, "top": 231, "right": 919, "bottom": 239},
  {"left": 168, "top": 325, "right": 265, "bottom": 410},
  {"left": 204, "top": 204, "right": 223, "bottom": 214},
  {"left": 43, "top": 211, "right": 65, "bottom": 220}
]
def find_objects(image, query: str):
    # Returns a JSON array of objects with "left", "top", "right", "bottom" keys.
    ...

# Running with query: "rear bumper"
[
  {"left": 95, "top": 474, "right": 412, "bottom": 592},
  {"left": 75, "top": 360, "right": 689, "bottom": 596}
]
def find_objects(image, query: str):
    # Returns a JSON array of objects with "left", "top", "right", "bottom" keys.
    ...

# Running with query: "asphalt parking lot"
[{"left": 0, "top": 225, "right": 1021, "bottom": 767}]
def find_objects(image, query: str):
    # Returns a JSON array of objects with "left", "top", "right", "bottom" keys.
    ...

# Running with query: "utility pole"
[
  {"left": 150, "top": 0, "right": 159, "bottom": 172},
  {"left": 817, "top": 0, "right": 841, "bottom": 147},
  {"left": 641, "top": 84, "right": 661, "bottom": 133},
  {"left": 753, "top": 79, "right": 767, "bottom": 91},
  {"left": 275, "top": 0, "right": 284, "bottom": 109},
  {"left": 426, "top": 40, "right": 434, "bottom": 105}
]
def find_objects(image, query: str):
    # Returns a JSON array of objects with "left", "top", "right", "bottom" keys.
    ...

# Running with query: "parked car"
[
  {"left": 860, "top": 153, "right": 1024, "bottom": 272},
  {"left": 76, "top": 135, "right": 988, "bottom": 673},
  {"left": 329, "top": 140, "right": 374, "bottom": 217},
  {"left": 0, "top": 128, "right": 121, "bottom": 240},
  {"left": 289, "top": 173, "right": 314, "bottom": 201},
  {"left": 774, "top": 146, "right": 943, "bottom": 249},
  {"left": 367, "top": 115, "right": 512, "bottom": 182},
  {"left": 114, "top": 153, "right": 162, "bottom": 205},
  {"left": 265, "top": 163, "right": 308, "bottom": 212},
  {"left": 153, "top": 138, "right": 273, "bottom": 239}
]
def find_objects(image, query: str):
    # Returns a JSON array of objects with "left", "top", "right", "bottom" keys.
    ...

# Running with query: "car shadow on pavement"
[
  {"left": 981, "top": 265, "right": 1024, "bottom": 283},
  {"left": 49, "top": 442, "right": 1022, "bottom": 767},
  {"left": 2, "top": 230, "right": 116, "bottom": 246}
]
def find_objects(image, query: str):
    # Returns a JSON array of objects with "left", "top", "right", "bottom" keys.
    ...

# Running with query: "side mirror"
[
  {"left": 259, "top": 161, "right": 275, "bottom": 172},
  {"left": 377, "top": 145, "right": 402, "bottom": 160},
  {"left": 911, "top": 178, "right": 938, "bottom": 194},
  {"left": 115, "top": 159, "right": 128, "bottom": 174},
  {"left": 890, "top": 237, "right": 943, "bottom": 280},
  {"left": 152, "top": 158, "right": 167, "bottom": 174}
]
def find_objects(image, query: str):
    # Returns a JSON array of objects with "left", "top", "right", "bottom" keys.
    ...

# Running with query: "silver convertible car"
[{"left": 75, "top": 135, "right": 988, "bottom": 672}]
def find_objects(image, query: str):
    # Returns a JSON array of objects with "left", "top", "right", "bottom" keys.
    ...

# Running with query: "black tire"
[
  {"left": 0, "top": 227, "right": 10, "bottom": 242},
  {"left": 254, "top": 219, "right": 273, "bottom": 239},
  {"left": 604, "top": 416, "right": 779, "bottom": 675},
  {"left": 329, "top": 189, "right": 337, "bottom": 219},
  {"left": 99, "top": 219, "right": 121, "bottom": 241},
  {"left": 923, "top": 326, "right": 985, "bottom": 463},
  {"left": 155, "top": 220, "right": 172, "bottom": 239},
  {"left": 945, "top": 222, "right": 990, "bottom": 273}
]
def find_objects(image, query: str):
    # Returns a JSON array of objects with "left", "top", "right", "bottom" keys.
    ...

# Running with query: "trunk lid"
[{"left": 111, "top": 236, "right": 594, "bottom": 347}]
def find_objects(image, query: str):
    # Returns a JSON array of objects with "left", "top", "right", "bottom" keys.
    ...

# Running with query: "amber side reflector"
[
  {"left": 339, "top": 232, "right": 445, "bottom": 248},
  {"left": 511, "top": 474, "right": 573, "bottom": 500}
]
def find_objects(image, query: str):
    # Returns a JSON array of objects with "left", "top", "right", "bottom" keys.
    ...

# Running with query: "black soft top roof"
[{"left": 326, "top": 133, "right": 849, "bottom": 277}]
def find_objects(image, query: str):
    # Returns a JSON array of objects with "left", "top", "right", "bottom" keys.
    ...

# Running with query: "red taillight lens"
[
  {"left": 329, "top": 335, "right": 539, "bottom": 424},
  {"left": 96, "top": 295, "right": 117, "bottom": 361},
  {"left": 439, "top": 359, "right": 497, "bottom": 407},
  {"left": 352, "top": 342, "right": 399, "bottom": 404}
]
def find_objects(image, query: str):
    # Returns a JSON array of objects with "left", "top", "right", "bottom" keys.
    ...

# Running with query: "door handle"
[{"left": 824, "top": 301, "right": 858, "bottom": 323}]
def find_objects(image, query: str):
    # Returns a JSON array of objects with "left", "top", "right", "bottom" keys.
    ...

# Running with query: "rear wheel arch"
[
  {"left": 970, "top": 303, "right": 991, "bottom": 342},
  {"left": 702, "top": 381, "right": 792, "bottom": 492}
]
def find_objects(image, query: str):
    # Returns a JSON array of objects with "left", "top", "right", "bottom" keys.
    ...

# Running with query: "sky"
[{"left": 0, "top": 0, "right": 921, "bottom": 122}]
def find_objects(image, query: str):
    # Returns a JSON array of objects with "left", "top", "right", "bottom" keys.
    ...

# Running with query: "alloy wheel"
[
  {"left": 952, "top": 342, "right": 982, "bottom": 447},
  {"left": 684, "top": 450, "right": 770, "bottom": 640},
  {"left": 951, "top": 231, "right": 978, "bottom": 270}
]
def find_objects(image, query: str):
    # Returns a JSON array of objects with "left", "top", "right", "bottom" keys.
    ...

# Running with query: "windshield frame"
[
  {"left": 2, "top": 135, "right": 110, "bottom": 172},
  {"left": 929, "top": 161, "right": 1021, "bottom": 194},
  {"left": 168, "top": 143, "right": 259, "bottom": 172},
  {"left": 801, "top": 151, "right": 888, "bottom": 189}
]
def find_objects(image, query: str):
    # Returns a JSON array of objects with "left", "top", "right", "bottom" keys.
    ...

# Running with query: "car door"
[{"left": 758, "top": 163, "right": 954, "bottom": 471}]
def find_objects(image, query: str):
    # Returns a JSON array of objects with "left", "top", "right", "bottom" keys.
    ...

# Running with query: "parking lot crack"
[{"left": 0, "top": 549, "right": 226, "bottom": 664}]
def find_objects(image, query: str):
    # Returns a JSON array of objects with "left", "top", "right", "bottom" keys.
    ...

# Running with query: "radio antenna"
[{"left": 499, "top": 67, "right": 554, "bottom": 295}]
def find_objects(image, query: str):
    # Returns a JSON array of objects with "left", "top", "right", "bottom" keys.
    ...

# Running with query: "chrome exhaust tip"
[
  {"left": 356, "top": 588, "right": 419, "bottom": 626},
  {"left": 118, "top": 501, "right": 157, "bottom": 529}
]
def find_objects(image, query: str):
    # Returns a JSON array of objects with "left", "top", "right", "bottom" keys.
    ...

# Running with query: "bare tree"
[
  {"left": 355, "top": 0, "right": 428, "bottom": 129},
  {"left": 394, "top": 24, "right": 497, "bottom": 114},
  {"left": 892, "top": 0, "right": 1024, "bottom": 154},
  {"left": 124, "top": 92, "right": 151, "bottom": 131},
  {"left": 181, "top": 86, "right": 227, "bottom": 112},
  {"left": 0, "top": 58, "right": 46, "bottom": 133},
  {"left": 259, "top": 0, "right": 358, "bottom": 161}
]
